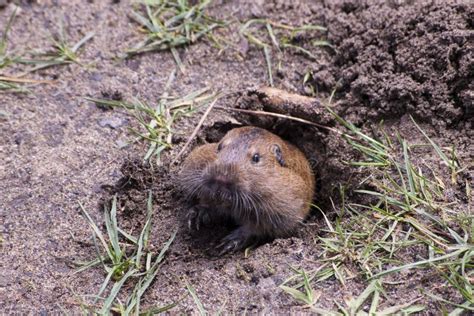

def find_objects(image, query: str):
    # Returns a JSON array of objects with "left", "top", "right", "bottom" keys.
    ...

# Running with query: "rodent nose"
[
  {"left": 213, "top": 174, "right": 232, "bottom": 186},
  {"left": 207, "top": 163, "right": 237, "bottom": 189}
]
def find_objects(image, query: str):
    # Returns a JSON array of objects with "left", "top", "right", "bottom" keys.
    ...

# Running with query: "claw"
[
  {"left": 216, "top": 226, "right": 253, "bottom": 255},
  {"left": 187, "top": 218, "right": 193, "bottom": 230},
  {"left": 186, "top": 206, "right": 211, "bottom": 231},
  {"left": 195, "top": 214, "right": 200, "bottom": 231},
  {"left": 218, "top": 239, "right": 239, "bottom": 256},
  {"left": 187, "top": 207, "right": 199, "bottom": 231}
]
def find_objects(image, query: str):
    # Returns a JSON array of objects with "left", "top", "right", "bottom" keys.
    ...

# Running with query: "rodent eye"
[
  {"left": 217, "top": 142, "right": 223, "bottom": 152},
  {"left": 252, "top": 153, "right": 260, "bottom": 163}
]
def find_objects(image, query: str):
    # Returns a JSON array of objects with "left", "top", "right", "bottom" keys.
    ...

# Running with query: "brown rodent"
[{"left": 178, "top": 126, "right": 315, "bottom": 254}]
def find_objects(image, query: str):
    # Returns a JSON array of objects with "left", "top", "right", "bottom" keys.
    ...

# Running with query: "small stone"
[
  {"left": 115, "top": 139, "right": 129, "bottom": 148},
  {"left": 89, "top": 72, "right": 103, "bottom": 82},
  {"left": 98, "top": 116, "right": 127, "bottom": 129}
]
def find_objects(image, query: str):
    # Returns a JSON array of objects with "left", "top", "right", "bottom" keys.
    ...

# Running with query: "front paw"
[
  {"left": 217, "top": 227, "right": 254, "bottom": 255},
  {"left": 187, "top": 206, "right": 211, "bottom": 231}
]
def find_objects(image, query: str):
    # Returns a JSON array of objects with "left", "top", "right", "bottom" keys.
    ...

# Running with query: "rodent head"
[
  {"left": 180, "top": 126, "right": 314, "bottom": 235},
  {"left": 202, "top": 127, "right": 287, "bottom": 200}
]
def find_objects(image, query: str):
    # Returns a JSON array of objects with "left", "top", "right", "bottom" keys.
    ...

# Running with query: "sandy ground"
[{"left": 1, "top": 0, "right": 472, "bottom": 314}]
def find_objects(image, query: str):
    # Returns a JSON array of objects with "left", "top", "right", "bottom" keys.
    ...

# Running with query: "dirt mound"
[{"left": 309, "top": 1, "right": 473, "bottom": 129}]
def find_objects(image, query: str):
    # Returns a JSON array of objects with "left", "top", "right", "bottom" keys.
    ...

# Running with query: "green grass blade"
[
  {"left": 94, "top": 269, "right": 115, "bottom": 304},
  {"left": 136, "top": 191, "right": 154, "bottom": 268},
  {"left": 126, "top": 230, "right": 177, "bottom": 314},
  {"left": 263, "top": 45, "right": 273, "bottom": 86},
  {"left": 139, "top": 301, "right": 180, "bottom": 315},
  {"left": 0, "top": 8, "right": 17, "bottom": 55},
  {"left": 372, "top": 247, "right": 467, "bottom": 279},
  {"left": 99, "top": 268, "right": 137, "bottom": 315},
  {"left": 348, "top": 280, "right": 378, "bottom": 313},
  {"left": 411, "top": 116, "right": 455, "bottom": 168},
  {"left": 280, "top": 285, "right": 311, "bottom": 305},
  {"left": 448, "top": 301, "right": 474, "bottom": 315},
  {"left": 73, "top": 257, "right": 102, "bottom": 274},
  {"left": 378, "top": 300, "right": 424, "bottom": 315},
  {"left": 79, "top": 202, "right": 113, "bottom": 259},
  {"left": 186, "top": 281, "right": 207, "bottom": 315},
  {"left": 153, "top": 230, "right": 177, "bottom": 269},
  {"left": 71, "top": 32, "right": 95, "bottom": 53},
  {"left": 84, "top": 97, "right": 135, "bottom": 109},
  {"left": 105, "top": 196, "right": 122, "bottom": 263},
  {"left": 118, "top": 227, "right": 138, "bottom": 244}
]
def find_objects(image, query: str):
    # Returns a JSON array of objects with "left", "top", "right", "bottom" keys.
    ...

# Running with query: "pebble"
[{"left": 98, "top": 116, "right": 127, "bottom": 129}]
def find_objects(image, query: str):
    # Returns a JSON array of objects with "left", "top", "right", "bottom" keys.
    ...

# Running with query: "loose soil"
[{"left": 1, "top": 0, "right": 472, "bottom": 314}]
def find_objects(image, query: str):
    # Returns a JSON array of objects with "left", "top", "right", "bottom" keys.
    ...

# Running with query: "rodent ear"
[{"left": 271, "top": 144, "right": 285, "bottom": 167}]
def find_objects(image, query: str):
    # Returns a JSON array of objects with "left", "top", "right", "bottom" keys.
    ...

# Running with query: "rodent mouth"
[
  {"left": 202, "top": 169, "right": 240, "bottom": 201},
  {"left": 204, "top": 176, "right": 237, "bottom": 194}
]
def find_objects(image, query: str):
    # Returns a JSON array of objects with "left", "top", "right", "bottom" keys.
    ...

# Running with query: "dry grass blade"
[
  {"left": 0, "top": 9, "right": 31, "bottom": 93},
  {"left": 0, "top": 76, "right": 53, "bottom": 84},
  {"left": 173, "top": 96, "right": 220, "bottom": 163},
  {"left": 139, "top": 301, "right": 181, "bottom": 315},
  {"left": 214, "top": 105, "right": 349, "bottom": 137},
  {"left": 263, "top": 45, "right": 273, "bottom": 86},
  {"left": 78, "top": 202, "right": 114, "bottom": 260}
]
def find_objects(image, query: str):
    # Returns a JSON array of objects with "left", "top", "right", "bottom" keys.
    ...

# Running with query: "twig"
[
  {"left": 172, "top": 96, "right": 220, "bottom": 163},
  {"left": 214, "top": 106, "right": 352, "bottom": 138},
  {"left": 0, "top": 76, "right": 54, "bottom": 84}
]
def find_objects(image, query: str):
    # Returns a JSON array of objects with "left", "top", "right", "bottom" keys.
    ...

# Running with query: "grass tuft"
[
  {"left": 309, "top": 103, "right": 473, "bottom": 312},
  {"left": 125, "top": 0, "right": 224, "bottom": 67},
  {"left": 283, "top": 99, "right": 471, "bottom": 313},
  {"left": 86, "top": 79, "right": 218, "bottom": 165},
  {"left": 280, "top": 267, "right": 319, "bottom": 306},
  {"left": 77, "top": 192, "right": 178, "bottom": 314},
  {"left": 281, "top": 270, "right": 424, "bottom": 314},
  {"left": 0, "top": 12, "right": 86, "bottom": 92},
  {"left": 239, "top": 19, "right": 328, "bottom": 86},
  {"left": 17, "top": 18, "right": 94, "bottom": 75}
]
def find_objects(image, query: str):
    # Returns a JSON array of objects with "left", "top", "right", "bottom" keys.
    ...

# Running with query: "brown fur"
[{"left": 179, "top": 126, "right": 315, "bottom": 252}]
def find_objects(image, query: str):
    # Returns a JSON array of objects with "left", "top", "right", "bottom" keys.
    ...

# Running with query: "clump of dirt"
[{"left": 309, "top": 1, "right": 473, "bottom": 129}]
